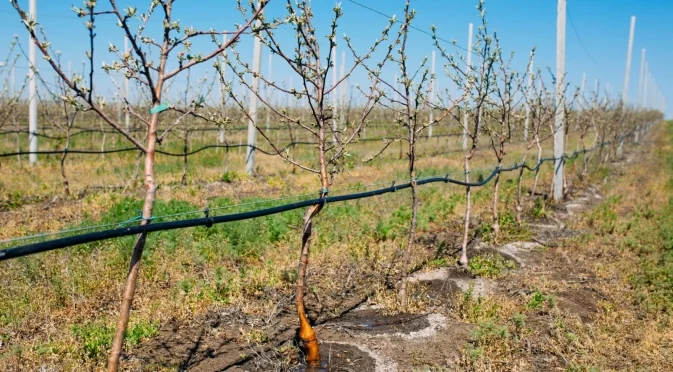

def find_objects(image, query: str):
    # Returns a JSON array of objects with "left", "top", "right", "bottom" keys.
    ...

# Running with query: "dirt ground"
[{"left": 117, "top": 139, "right": 673, "bottom": 372}]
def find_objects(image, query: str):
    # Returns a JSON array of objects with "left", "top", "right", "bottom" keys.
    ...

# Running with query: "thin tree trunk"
[
  {"left": 181, "top": 130, "right": 188, "bottom": 186},
  {"left": 492, "top": 144, "right": 503, "bottom": 239},
  {"left": 223, "top": 129, "right": 230, "bottom": 175},
  {"left": 515, "top": 146, "right": 531, "bottom": 222},
  {"left": 14, "top": 106, "right": 20, "bottom": 163},
  {"left": 399, "top": 131, "right": 417, "bottom": 312},
  {"left": 532, "top": 135, "right": 542, "bottom": 197},
  {"left": 100, "top": 116, "right": 106, "bottom": 159},
  {"left": 460, "top": 154, "right": 472, "bottom": 266},
  {"left": 60, "top": 121, "right": 72, "bottom": 196},
  {"left": 296, "top": 204, "right": 322, "bottom": 368},
  {"left": 107, "top": 107, "right": 161, "bottom": 371}
]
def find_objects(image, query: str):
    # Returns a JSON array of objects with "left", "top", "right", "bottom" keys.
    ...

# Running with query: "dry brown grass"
[
  {"left": 453, "top": 125, "right": 673, "bottom": 371},
  {"left": 0, "top": 127, "right": 615, "bottom": 370}
]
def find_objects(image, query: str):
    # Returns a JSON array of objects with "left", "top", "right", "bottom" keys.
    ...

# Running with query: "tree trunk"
[
  {"left": 492, "top": 158, "right": 502, "bottom": 240},
  {"left": 100, "top": 116, "right": 106, "bottom": 159},
  {"left": 531, "top": 136, "right": 542, "bottom": 197},
  {"left": 296, "top": 204, "right": 322, "bottom": 368},
  {"left": 107, "top": 110, "right": 160, "bottom": 372},
  {"left": 181, "top": 130, "right": 189, "bottom": 186},
  {"left": 459, "top": 155, "right": 471, "bottom": 266},
  {"left": 515, "top": 147, "right": 530, "bottom": 223},
  {"left": 399, "top": 134, "right": 417, "bottom": 312},
  {"left": 60, "top": 123, "right": 71, "bottom": 197}
]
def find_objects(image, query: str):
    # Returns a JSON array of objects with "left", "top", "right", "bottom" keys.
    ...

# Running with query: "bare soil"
[{"left": 131, "top": 166, "right": 631, "bottom": 372}]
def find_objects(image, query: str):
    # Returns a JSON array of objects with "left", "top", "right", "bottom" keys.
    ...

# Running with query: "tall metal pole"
[
  {"left": 643, "top": 61, "right": 650, "bottom": 108},
  {"left": 246, "top": 9, "right": 263, "bottom": 176},
  {"left": 462, "top": 23, "right": 473, "bottom": 151},
  {"left": 524, "top": 52, "right": 534, "bottom": 140},
  {"left": 266, "top": 52, "right": 272, "bottom": 131},
  {"left": 618, "top": 15, "right": 636, "bottom": 157},
  {"left": 622, "top": 16, "right": 636, "bottom": 104},
  {"left": 635, "top": 49, "right": 646, "bottom": 143},
  {"left": 637, "top": 49, "right": 646, "bottom": 107},
  {"left": 428, "top": 50, "right": 436, "bottom": 138},
  {"left": 553, "top": 0, "right": 566, "bottom": 201},
  {"left": 28, "top": 0, "right": 38, "bottom": 164},
  {"left": 595, "top": 78, "right": 599, "bottom": 94}
]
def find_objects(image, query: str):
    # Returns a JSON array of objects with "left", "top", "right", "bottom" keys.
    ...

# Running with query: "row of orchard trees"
[{"left": 9, "top": 0, "right": 662, "bottom": 370}]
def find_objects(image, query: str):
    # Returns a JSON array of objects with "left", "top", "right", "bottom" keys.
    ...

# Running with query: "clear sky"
[{"left": 0, "top": 0, "right": 670, "bottom": 117}]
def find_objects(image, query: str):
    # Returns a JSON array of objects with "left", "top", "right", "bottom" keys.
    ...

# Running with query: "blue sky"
[{"left": 0, "top": 0, "right": 670, "bottom": 117}]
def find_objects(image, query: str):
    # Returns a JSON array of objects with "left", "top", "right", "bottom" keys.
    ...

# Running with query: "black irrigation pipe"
[
  {"left": 0, "top": 143, "right": 606, "bottom": 262},
  {"left": 0, "top": 134, "right": 463, "bottom": 158}
]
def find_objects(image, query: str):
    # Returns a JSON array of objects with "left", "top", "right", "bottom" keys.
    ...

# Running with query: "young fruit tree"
[
  {"left": 516, "top": 70, "right": 560, "bottom": 220},
  {"left": 361, "top": 0, "right": 462, "bottom": 311},
  {"left": 223, "top": 1, "right": 394, "bottom": 367},
  {"left": 10, "top": 0, "right": 269, "bottom": 370},
  {"left": 483, "top": 48, "right": 529, "bottom": 240},
  {"left": 433, "top": 0, "right": 499, "bottom": 266},
  {"left": 0, "top": 36, "right": 30, "bottom": 164}
]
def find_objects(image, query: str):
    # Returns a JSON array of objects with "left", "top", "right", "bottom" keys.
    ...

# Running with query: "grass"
[
  {"left": 454, "top": 122, "right": 673, "bottom": 371},
  {"left": 468, "top": 253, "right": 516, "bottom": 278},
  {"left": 0, "top": 125, "right": 653, "bottom": 370}
]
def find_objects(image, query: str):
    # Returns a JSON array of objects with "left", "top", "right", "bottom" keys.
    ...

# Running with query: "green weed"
[{"left": 468, "top": 254, "right": 516, "bottom": 278}]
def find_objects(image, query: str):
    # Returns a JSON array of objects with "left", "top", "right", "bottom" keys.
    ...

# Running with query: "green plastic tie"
[
  {"left": 118, "top": 210, "right": 144, "bottom": 227},
  {"left": 150, "top": 102, "right": 172, "bottom": 115}
]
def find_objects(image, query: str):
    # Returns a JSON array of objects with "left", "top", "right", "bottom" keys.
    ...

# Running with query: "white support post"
[
  {"left": 594, "top": 78, "right": 598, "bottom": 93},
  {"left": 11, "top": 65, "right": 19, "bottom": 163},
  {"left": 638, "top": 49, "right": 646, "bottom": 106},
  {"left": 332, "top": 47, "right": 338, "bottom": 143},
  {"left": 428, "top": 50, "right": 436, "bottom": 138},
  {"left": 28, "top": 0, "right": 38, "bottom": 164},
  {"left": 524, "top": 52, "right": 534, "bottom": 141},
  {"left": 618, "top": 15, "right": 636, "bottom": 157},
  {"left": 622, "top": 16, "right": 636, "bottom": 105},
  {"left": 553, "top": 0, "right": 566, "bottom": 201},
  {"left": 462, "top": 23, "right": 473, "bottom": 151},
  {"left": 643, "top": 63, "right": 649, "bottom": 107},
  {"left": 266, "top": 52, "right": 272, "bottom": 131},
  {"left": 636, "top": 49, "right": 646, "bottom": 142},
  {"left": 246, "top": 10, "right": 263, "bottom": 176}
]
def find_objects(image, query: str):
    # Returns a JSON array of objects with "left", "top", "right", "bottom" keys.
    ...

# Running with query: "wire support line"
[
  {"left": 0, "top": 134, "right": 463, "bottom": 158},
  {"left": 0, "top": 122, "right": 430, "bottom": 138},
  {"left": 0, "top": 142, "right": 608, "bottom": 262},
  {"left": 345, "top": 0, "right": 474, "bottom": 55},
  {"left": 566, "top": 6, "right": 603, "bottom": 71}
]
